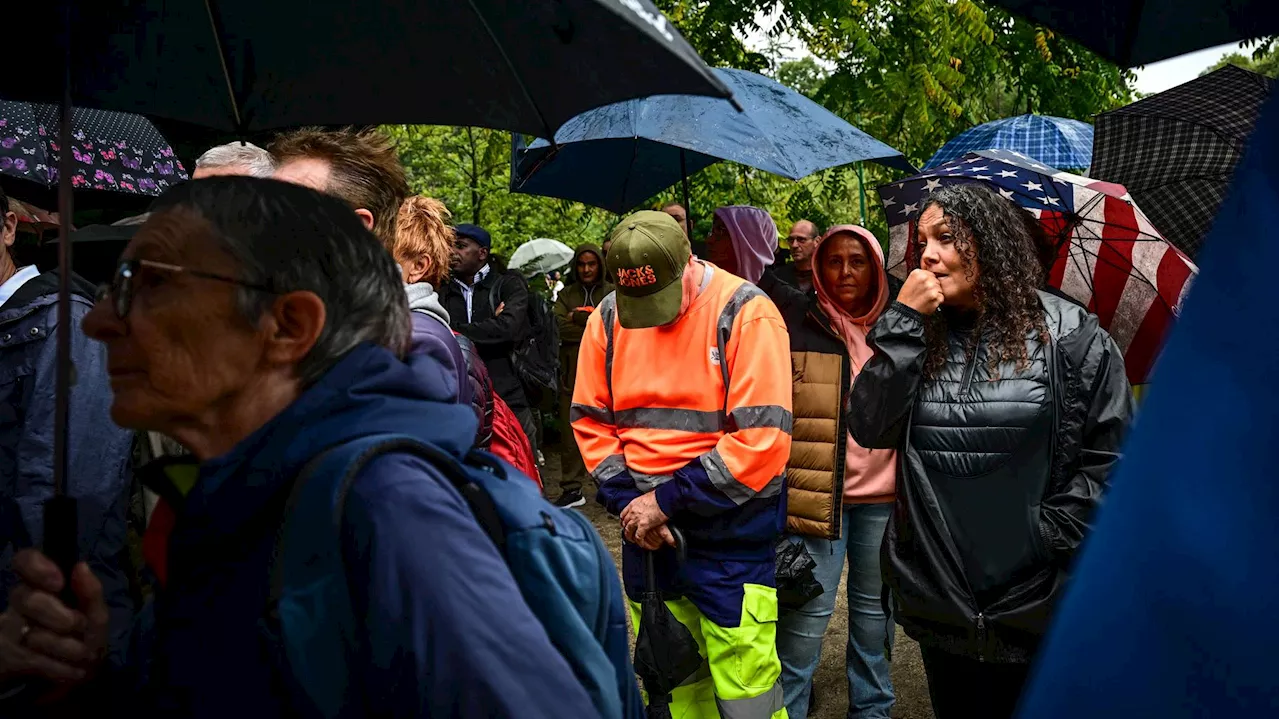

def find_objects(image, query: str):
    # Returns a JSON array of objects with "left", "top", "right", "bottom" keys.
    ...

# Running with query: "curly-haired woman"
[{"left": 848, "top": 183, "right": 1133, "bottom": 718}]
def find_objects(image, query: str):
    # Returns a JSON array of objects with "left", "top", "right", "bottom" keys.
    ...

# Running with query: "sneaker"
[{"left": 554, "top": 490, "right": 587, "bottom": 509}]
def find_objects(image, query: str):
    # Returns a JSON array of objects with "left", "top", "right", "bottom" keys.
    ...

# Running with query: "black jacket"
[
  {"left": 848, "top": 292, "right": 1132, "bottom": 662},
  {"left": 455, "top": 334, "right": 494, "bottom": 449},
  {"left": 440, "top": 263, "right": 531, "bottom": 409},
  {"left": 770, "top": 261, "right": 815, "bottom": 297}
]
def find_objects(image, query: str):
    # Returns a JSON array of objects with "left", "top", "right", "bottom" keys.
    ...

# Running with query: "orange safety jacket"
[{"left": 571, "top": 264, "right": 793, "bottom": 622}]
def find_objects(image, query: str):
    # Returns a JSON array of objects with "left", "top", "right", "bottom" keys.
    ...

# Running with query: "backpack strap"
[
  {"left": 270, "top": 436, "right": 508, "bottom": 609},
  {"left": 487, "top": 273, "right": 508, "bottom": 318},
  {"left": 264, "top": 435, "right": 511, "bottom": 716}
]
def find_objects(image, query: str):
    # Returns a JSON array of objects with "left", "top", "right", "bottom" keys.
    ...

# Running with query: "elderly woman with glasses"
[{"left": 0, "top": 177, "right": 594, "bottom": 717}]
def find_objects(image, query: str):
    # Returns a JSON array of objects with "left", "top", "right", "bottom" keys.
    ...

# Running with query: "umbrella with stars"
[{"left": 876, "top": 149, "right": 1198, "bottom": 385}]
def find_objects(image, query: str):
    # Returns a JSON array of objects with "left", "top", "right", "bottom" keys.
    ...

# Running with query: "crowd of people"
[{"left": 0, "top": 125, "right": 1133, "bottom": 718}]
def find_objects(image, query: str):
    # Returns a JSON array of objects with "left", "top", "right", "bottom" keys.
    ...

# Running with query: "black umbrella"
[
  {"left": 986, "top": 0, "right": 1276, "bottom": 67},
  {"left": 36, "top": 218, "right": 147, "bottom": 286},
  {"left": 13, "top": 0, "right": 730, "bottom": 598},
  {"left": 634, "top": 528, "right": 703, "bottom": 719},
  {"left": 0, "top": 100, "right": 188, "bottom": 213},
  {"left": 3, "top": 0, "right": 732, "bottom": 140},
  {"left": 1090, "top": 65, "right": 1277, "bottom": 258}
]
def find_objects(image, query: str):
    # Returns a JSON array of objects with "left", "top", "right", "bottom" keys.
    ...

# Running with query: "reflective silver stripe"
[
  {"left": 591, "top": 453, "right": 628, "bottom": 482},
  {"left": 715, "top": 680, "right": 785, "bottom": 719},
  {"left": 615, "top": 407, "right": 725, "bottom": 433},
  {"left": 701, "top": 449, "right": 784, "bottom": 506},
  {"left": 634, "top": 472, "right": 675, "bottom": 491},
  {"left": 728, "top": 405, "right": 793, "bottom": 433},
  {"left": 677, "top": 660, "right": 713, "bottom": 688},
  {"left": 714, "top": 283, "right": 768, "bottom": 403},
  {"left": 599, "top": 293, "right": 617, "bottom": 399},
  {"left": 570, "top": 403, "right": 614, "bottom": 425}
]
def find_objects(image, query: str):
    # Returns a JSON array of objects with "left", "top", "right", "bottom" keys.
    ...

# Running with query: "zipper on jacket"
[
  {"left": 975, "top": 612, "right": 987, "bottom": 662},
  {"left": 958, "top": 349, "right": 979, "bottom": 397}
]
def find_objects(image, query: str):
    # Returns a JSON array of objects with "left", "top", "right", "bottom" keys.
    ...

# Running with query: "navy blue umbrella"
[
  {"left": 925, "top": 114, "right": 1093, "bottom": 171},
  {"left": 510, "top": 67, "right": 913, "bottom": 214}
]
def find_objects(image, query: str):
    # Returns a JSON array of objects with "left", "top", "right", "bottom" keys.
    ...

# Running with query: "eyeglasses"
[{"left": 97, "top": 259, "right": 275, "bottom": 320}]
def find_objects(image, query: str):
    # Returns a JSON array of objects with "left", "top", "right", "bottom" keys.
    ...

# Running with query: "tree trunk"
[{"left": 467, "top": 127, "right": 481, "bottom": 225}]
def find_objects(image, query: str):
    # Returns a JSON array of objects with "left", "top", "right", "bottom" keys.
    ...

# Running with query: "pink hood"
[
  {"left": 812, "top": 224, "right": 896, "bottom": 504},
  {"left": 714, "top": 206, "right": 777, "bottom": 282}
]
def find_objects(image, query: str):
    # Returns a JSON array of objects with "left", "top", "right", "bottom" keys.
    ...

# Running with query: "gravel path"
[{"left": 541, "top": 448, "right": 935, "bottom": 719}]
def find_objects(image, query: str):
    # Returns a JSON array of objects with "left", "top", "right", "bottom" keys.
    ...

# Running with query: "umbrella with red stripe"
[{"left": 878, "top": 149, "right": 1197, "bottom": 384}]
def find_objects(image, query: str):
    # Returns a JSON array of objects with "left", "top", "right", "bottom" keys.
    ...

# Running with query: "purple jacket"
[{"left": 406, "top": 282, "right": 492, "bottom": 447}]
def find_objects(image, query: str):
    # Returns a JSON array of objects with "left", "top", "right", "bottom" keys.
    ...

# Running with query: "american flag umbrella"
[
  {"left": 1090, "top": 65, "right": 1277, "bottom": 259},
  {"left": 879, "top": 149, "right": 1198, "bottom": 384}
]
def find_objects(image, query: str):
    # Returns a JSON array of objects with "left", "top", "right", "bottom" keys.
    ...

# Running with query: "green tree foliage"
[
  {"left": 389, "top": 0, "right": 1136, "bottom": 256},
  {"left": 386, "top": 124, "right": 616, "bottom": 258},
  {"left": 1201, "top": 38, "right": 1278, "bottom": 78}
]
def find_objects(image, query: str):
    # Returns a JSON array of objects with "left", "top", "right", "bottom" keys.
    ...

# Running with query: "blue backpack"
[{"left": 265, "top": 433, "right": 643, "bottom": 718}]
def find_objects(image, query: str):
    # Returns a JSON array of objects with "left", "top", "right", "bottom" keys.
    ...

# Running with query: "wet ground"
[{"left": 541, "top": 448, "right": 935, "bottom": 719}]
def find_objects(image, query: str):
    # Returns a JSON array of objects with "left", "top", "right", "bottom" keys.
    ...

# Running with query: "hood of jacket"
[
  {"left": 563, "top": 243, "right": 611, "bottom": 307},
  {"left": 405, "top": 281, "right": 450, "bottom": 325},
  {"left": 811, "top": 225, "right": 890, "bottom": 338},
  {"left": 179, "top": 343, "right": 477, "bottom": 544},
  {"left": 714, "top": 206, "right": 777, "bottom": 282},
  {"left": 567, "top": 243, "right": 605, "bottom": 285},
  {"left": 811, "top": 225, "right": 895, "bottom": 504}
]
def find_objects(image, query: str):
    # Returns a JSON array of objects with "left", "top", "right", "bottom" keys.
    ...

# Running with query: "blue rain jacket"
[
  {"left": 0, "top": 270, "right": 133, "bottom": 657},
  {"left": 104, "top": 343, "right": 595, "bottom": 717}
]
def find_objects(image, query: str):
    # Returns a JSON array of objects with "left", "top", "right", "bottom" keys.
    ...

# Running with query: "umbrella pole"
[
  {"left": 857, "top": 161, "right": 867, "bottom": 224},
  {"left": 681, "top": 149, "right": 692, "bottom": 237},
  {"left": 47, "top": 0, "right": 79, "bottom": 603}
]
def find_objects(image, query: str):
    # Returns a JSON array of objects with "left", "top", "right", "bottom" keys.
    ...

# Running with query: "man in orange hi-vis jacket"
[{"left": 572, "top": 210, "right": 793, "bottom": 718}]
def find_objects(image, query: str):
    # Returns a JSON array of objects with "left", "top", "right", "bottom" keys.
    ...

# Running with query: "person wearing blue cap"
[{"left": 440, "top": 224, "right": 537, "bottom": 452}]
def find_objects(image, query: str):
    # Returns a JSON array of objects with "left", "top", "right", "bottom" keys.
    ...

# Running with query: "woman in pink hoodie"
[{"left": 756, "top": 225, "right": 896, "bottom": 719}]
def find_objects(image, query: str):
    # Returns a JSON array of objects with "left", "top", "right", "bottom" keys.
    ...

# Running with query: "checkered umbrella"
[
  {"left": 926, "top": 114, "right": 1094, "bottom": 171},
  {"left": 1090, "top": 65, "right": 1277, "bottom": 259},
  {"left": 878, "top": 150, "right": 1198, "bottom": 384}
]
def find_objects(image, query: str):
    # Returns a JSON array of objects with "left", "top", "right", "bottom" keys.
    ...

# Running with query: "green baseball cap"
[{"left": 607, "top": 211, "right": 692, "bottom": 329}]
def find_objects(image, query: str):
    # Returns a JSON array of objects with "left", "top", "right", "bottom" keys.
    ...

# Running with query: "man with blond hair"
[{"left": 270, "top": 127, "right": 410, "bottom": 248}]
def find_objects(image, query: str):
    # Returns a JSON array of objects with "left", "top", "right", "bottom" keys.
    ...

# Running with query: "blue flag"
[{"left": 1017, "top": 92, "right": 1279, "bottom": 717}]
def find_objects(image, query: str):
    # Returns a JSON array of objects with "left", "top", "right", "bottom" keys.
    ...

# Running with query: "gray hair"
[
  {"left": 151, "top": 176, "right": 410, "bottom": 385},
  {"left": 194, "top": 141, "right": 276, "bottom": 178}
]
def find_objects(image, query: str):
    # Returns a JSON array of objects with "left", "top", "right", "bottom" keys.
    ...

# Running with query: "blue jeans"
[{"left": 776, "top": 502, "right": 894, "bottom": 718}]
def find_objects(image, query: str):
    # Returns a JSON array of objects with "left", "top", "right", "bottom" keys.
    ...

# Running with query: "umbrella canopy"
[
  {"left": 5, "top": 0, "right": 731, "bottom": 140},
  {"left": 926, "top": 114, "right": 1093, "bottom": 171},
  {"left": 510, "top": 238, "right": 576, "bottom": 276},
  {"left": 9, "top": 0, "right": 729, "bottom": 575},
  {"left": 511, "top": 67, "right": 913, "bottom": 213},
  {"left": 0, "top": 100, "right": 188, "bottom": 211},
  {"left": 1090, "top": 65, "right": 1277, "bottom": 259},
  {"left": 878, "top": 150, "right": 1198, "bottom": 385},
  {"left": 985, "top": 0, "right": 1276, "bottom": 67}
]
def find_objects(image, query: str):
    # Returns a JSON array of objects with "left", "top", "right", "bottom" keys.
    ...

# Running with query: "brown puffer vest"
[
  {"left": 789, "top": 348, "right": 848, "bottom": 539},
  {"left": 759, "top": 268, "right": 850, "bottom": 539}
]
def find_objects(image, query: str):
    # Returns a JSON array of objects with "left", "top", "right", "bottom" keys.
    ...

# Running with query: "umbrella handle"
[{"left": 643, "top": 526, "right": 687, "bottom": 592}]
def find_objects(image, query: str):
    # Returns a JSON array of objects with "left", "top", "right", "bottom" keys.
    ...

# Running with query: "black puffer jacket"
[{"left": 848, "top": 292, "right": 1132, "bottom": 662}]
